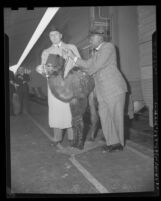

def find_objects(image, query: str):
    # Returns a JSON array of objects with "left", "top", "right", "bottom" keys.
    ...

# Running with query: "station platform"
[{"left": 9, "top": 99, "right": 155, "bottom": 195}]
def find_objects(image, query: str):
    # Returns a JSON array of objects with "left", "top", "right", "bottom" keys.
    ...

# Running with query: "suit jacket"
[{"left": 76, "top": 42, "right": 128, "bottom": 101}]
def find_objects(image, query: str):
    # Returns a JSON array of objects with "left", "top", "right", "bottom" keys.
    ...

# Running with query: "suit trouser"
[
  {"left": 97, "top": 93, "right": 126, "bottom": 146},
  {"left": 52, "top": 128, "right": 73, "bottom": 142}
]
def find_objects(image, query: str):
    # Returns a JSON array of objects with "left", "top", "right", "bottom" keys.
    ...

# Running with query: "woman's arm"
[
  {"left": 36, "top": 49, "right": 50, "bottom": 77},
  {"left": 41, "top": 50, "right": 49, "bottom": 65}
]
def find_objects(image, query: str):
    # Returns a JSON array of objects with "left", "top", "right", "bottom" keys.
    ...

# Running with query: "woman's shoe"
[
  {"left": 51, "top": 139, "right": 62, "bottom": 146},
  {"left": 101, "top": 145, "right": 112, "bottom": 152},
  {"left": 108, "top": 143, "right": 124, "bottom": 152}
]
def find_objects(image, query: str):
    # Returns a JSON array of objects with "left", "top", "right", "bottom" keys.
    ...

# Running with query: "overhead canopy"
[
  {"left": 4, "top": 8, "right": 47, "bottom": 67},
  {"left": 4, "top": 7, "right": 91, "bottom": 72}
]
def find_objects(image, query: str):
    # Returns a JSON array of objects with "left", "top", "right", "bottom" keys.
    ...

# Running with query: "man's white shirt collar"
[{"left": 53, "top": 42, "right": 62, "bottom": 48}]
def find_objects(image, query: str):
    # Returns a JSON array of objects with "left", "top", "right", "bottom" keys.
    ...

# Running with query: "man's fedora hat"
[
  {"left": 89, "top": 26, "right": 107, "bottom": 36},
  {"left": 49, "top": 26, "right": 61, "bottom": 33}
]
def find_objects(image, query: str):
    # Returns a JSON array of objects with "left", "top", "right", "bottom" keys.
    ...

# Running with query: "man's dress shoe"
[{"left": 108, "top": 143, "right": 123, "bottom": 152}]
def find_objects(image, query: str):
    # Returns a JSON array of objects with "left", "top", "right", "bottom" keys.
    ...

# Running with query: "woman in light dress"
[{"left": 36, "top": 27, "right": 80, "bottom": 146}]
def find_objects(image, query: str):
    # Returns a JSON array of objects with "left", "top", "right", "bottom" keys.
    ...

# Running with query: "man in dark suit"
[
  {"left": 65, "top": 27, "right": 128, "bottom": 152},
  {"left": 9, "top": 70, "right": 16, "bottom": 115}
]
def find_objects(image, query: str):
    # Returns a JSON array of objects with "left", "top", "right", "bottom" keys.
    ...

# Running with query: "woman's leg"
[{"left": 52, "top": 128, "right": 63, "bottom": 143}]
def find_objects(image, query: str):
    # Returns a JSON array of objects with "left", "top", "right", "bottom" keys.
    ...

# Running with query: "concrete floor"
[{"left": 9, "top": 99, "right": 155, "bottom": 196}]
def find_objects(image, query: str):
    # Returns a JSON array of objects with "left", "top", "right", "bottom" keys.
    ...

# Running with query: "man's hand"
[
  {"left": 67, "top": 49, "right": 76, "bottom": 60},
  {"left": 36, "top": 65, "right": 44, "bottom": 74}
]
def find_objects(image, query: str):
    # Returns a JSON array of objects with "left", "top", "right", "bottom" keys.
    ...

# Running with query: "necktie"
[{"left": 54, "top": 45, "right": 59, "bottom": 48}]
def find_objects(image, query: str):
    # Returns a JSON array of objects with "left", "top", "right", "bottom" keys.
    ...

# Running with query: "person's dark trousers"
[
  {"left": 17, "top": 83, "right": 30, "bottom": 114},
  {"left": 10, "top": 85, "right": 15, "bottom": 115},
  {"left": 9, "top": 70, "right": 16, "bottom": 115}
]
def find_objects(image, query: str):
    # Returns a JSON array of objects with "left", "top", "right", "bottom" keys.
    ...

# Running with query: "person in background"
[
  {"left": 15, "top": 66, "right": 31, "bottom": 114},
  {"left": 9, "top": 69, "right": 16, "bottom": 115},
  {"left": 36, "top": 26, "right": 81, "bottom": 146},
  {"left": 65, "top": 26, "right": 128, "bottom": 152},
  {"left": 29, "top": 68, "right": 47, "bottom": 100}
]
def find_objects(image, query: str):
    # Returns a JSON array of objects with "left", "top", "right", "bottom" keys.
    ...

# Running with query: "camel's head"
[{"left": 45, "top": 54, "right": 66, "bottom": 77}]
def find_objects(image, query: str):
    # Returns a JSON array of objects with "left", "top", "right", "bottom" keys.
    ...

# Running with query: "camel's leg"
[
  {"left": 70, "top": 98, "right": 86, "bottom": 149},
  {"left": 88, "top": 90, "right": 99, "bottom": 141}
]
